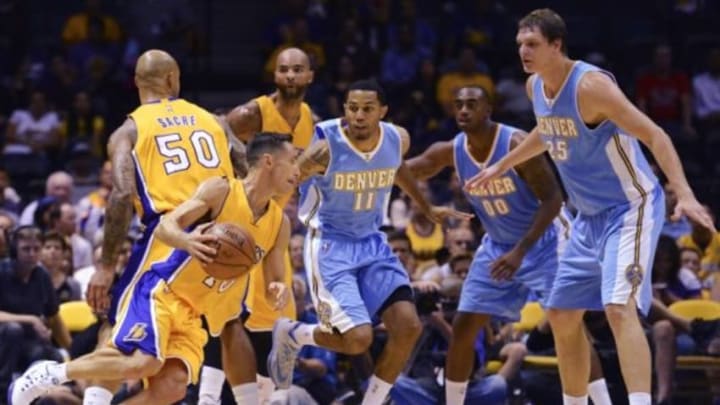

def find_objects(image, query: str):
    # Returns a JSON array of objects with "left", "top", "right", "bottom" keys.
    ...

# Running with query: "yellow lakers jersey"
[
  {"left": 255, "top": 95, "right": 314, "bottom": 152},
  {"left": 406, "top": 222, "right": 444, "bottom": 267},
  {"left": 130, "top": 98, "right": 234, "bottom": 225},
  {"left": 165, "top": 178, "right": 284, "bottom": 336}
]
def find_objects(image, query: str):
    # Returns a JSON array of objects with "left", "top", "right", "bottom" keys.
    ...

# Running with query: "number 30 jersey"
[
  {"left": 129, "top": 97, "right": 234, "bottom": 226},
  {"left": 301, "top": 118, "right": 402, "bottom": 240},
  {"left": 454, "top": 124, "right": 550, "bottom": 245}
]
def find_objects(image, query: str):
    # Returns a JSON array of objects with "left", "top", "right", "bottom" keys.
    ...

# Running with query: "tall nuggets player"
[
  {"left": 197, "top": 47, "right": 315, "bottom": 404},
  {"left": 466, "top": 9, "right": 716, "bottom": 405},
  {"left": 267, "top": 80, "right": 471, "bottom": 405},
  {"left": 9, "top": 49, "right": 238, "bottom": 405},
  {"left": 406, "top": 86, "right": 612, "bottom": 405},
  {"left": 10, "top": 133, "right": 297, "bottom": 405}
]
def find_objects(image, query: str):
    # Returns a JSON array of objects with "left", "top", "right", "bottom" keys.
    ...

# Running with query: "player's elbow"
[
  {"left": 544, "top": 191, "right": 563, "bottom": 213},
  {"left": 109, "top": 188, "right": 133, "bottom": 207}
]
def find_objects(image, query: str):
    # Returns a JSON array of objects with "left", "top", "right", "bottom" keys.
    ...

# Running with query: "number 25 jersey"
[{"left": 130, "top": 98, "right": 234, "bottom": 225}]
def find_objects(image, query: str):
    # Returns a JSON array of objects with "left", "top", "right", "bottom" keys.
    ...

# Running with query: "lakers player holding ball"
[{"left": 11, "top": 133, "right": 297, "bottom": 405}]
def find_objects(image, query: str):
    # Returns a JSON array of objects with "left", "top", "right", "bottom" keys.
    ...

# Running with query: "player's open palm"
[
  {"left": 490, "top": 248, "right": 524, "bottom": 281},
  {"left": 674, "top": 197, "right": 716, "bottom": 233},
  {"left": 464, "top": 163, "right": 506, "bottom": 192},
  {"left": 184, "top": 222, "right": 219, "bottom": 265},
  {"left": 87, "top": 265, "right": 115, "bottom": 314},
  {"left": 427, "top": 206, "right": 474, "bottom": 224},
  {"left": 267, "top": 281, "right": 289, "bottom": 311}
]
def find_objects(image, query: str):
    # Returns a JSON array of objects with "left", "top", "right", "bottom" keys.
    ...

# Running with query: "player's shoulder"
[{"left": 504, "top": 124, "right": 528, "bottom": 150}]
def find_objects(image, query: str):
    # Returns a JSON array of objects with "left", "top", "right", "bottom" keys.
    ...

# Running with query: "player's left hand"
[
  {"left": 490, "top": 248, "right": 524, "bottom": 281},
  {"left": 267, "top": 281, "right": 290, "bottom": 311},
  {"left": 426, "top": 205, "right": 473, "bottom": 224},
  {"left": 674, "top": 195, "right": 716, "bottom": 233}
]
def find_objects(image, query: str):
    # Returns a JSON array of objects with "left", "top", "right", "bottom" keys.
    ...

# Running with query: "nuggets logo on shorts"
[
  {"left": 123, "top": 322, "right": 149, "bottom": 342},
  {"left": 317, "top": 300, "right": 333, "bottom": 331},
  {"left": 625, "top": 263, "right": 643, "bottom": 292}
]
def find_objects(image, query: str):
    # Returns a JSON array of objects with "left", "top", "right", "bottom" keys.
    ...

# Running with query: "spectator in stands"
[
  {"left": 422, "top": 227, "right": 476, "bottom": 284},
  {"left": 0, "top": 211, "right": 16, "bottom": 258},
  {"left": 264, "top": 17, "right": 325, "bottom": 82},
  {"left": 661, "top": 182, "right": 692, "bottom": 239},
  {"left": 0, "top": 226, "right": 71, "bottom": 394},
  {"left": 636, "top": 44, "right": 695, "bottom": 138},
  {"left": 67, "top": 13, "right": 121, "bottom": 76},
  {"left": 436, "top": 47, "right": 494, "bottom": 117},
  {"left": 39, "top": 54, "right": 78, "bottom": 108},
  {"left": 290, "top": 233, "right": 305, "bottom": 276},
  {"left": 387, "top": 0, "right": 437, "bottom": 53},
  {"left": 61, "top": 0, "right": 121, "bottom": 46},
  {"left": 61, "top": 91, "right": 106, "bottom": 160},
  {"left": 406, "top": 181, "right": 444, "bottom": 272},
  {"left": 40, "top": 231, "right": 81, "bottom": 303},
  {"left": 653, "top": 235, "right": 702, "bottom": 305},
  {"left": 327, "top": 54, "right": 358, "bottom": 117},
  {"left": 380, "top": 22, "right": 431, "bottom": 97},
  {"left": 327, "top": 17, "right": 376, "bottom": 79},
  {"left": 49, "top": 202, "right": 93, "bottom": 269},
  {"left": 494, "top": 65, "right": 534, "bottom": 128},
  {"left": 19, "top": 171, "right": 73, "bottom": 226},
  {"left": 3, "top": 90, "right": 61, "bottom": 177},
  {"left": 679, "top": 246, "right": 705, "bottom": 284},
  {"left": 388, "top": 231, "right": 417, "bottom": 278},
  {"left": 76, "top": 160, "right": 111, "bottom": 241},
  {"left": 74, "top": 237, "right": 132, "bottom": 298},
  {"left": 677, "top": 204, "right": 720, "bottom": 274},
  {"left": 0, "top": 165, "right": 22, "bottom": 215},
  {"left": 692, "top": 47, "right": 720, "bottom": 129}
]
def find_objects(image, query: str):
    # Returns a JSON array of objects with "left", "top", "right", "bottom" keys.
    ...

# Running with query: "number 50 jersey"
[{"left": 130, "top": 97, "right": 234, "bottom": 226}]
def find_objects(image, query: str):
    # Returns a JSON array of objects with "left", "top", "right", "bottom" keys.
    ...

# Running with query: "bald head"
[
  {"left": 135, "top": 49, "right": 180, "bottom": 99},
  {"left": 274, "top": 47, "right": 313, "bottom": 100},
  {"left": 46, "top": 171, "right": 74, "bottom": 202}
]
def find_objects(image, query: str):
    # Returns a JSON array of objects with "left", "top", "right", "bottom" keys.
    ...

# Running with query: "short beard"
[{"left": 277, "top": 86, "right": 306, "bottom": 101}]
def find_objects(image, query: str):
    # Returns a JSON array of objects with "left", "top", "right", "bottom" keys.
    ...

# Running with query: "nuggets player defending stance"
[
  {"left": 466, "top": 9, "right": 716, "bottom": 405},
  {"left": 10, "top": 134, "right": 297, "bottom": 405},
  {"left": 198, "top": 47, "right": 315, "bottom": 404},
  {"left": 267, "top": 80, "right": 471, "bottom": 405}
]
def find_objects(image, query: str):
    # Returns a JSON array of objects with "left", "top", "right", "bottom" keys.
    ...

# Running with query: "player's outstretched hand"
[
  {"left": 674, "top": 196, "right": 716, "bottom": 233},
  {"left": 267, "top": 281, "right": 290, "bottom": 311},
  {"left": 426, "top": 206, "right": 474, "bottom": 224},
  {"left": 87, "top": 264, "right": 115, "bottom": 314},
  {"left": 184, "top": 222, "right": 219, "bottom": 265},
  {"left": 463, "top": 163, "right": 506, "bottom": 193},
  {"left": 490, "top": 248, "right": 524, "bottom": 281}
]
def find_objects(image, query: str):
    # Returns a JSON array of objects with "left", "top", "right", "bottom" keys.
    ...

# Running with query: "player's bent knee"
[
  {"left": 150, "top": 360, "right": 189, "bottom": 403},
  {"left": 452, "top": 313, "right": 488, "bottom": 342},
  {"left": 651, "top": 320, "right": 675, "bottom": 341},
  {"left": 122, "top": 353, "right": 164, "bottom": 380},
  {"left": 546, "top": 308, "right": 583, "bottom": 330},
  {"left": 343, "top": 325, "right": 373, "bottom": 354},
  {"left": 604, "top": 303, "right": 638, "bottom": 328}
]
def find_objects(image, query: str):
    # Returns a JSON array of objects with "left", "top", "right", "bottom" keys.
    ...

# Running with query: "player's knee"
[
  {"left": 546, "top": 308, "right": 583, "bottom": 333},
  {"left": 150, "top": 362, "right": 188, "bottom": 403},
  {"left": 399, "top": 313, "right": 423, "bottom": 344},
  {"left": 344, "top": 325, "right": 373, "bottom": 354},
  {"left": 452, "top": 313, "right": 488, "bottom": 343},
  {"left": 651, "top": 320, "right": 675, "bottom": 342},
  {"left": 604, "top": 302, "right": 637, "bottom": 329},
  {"left": 122, "top": 353, "right": 163, "bottom": 380}
]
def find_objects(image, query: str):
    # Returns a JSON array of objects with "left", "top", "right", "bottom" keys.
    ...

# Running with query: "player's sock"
[
  {"left": 257, "top": 374, "right": 275, "bottom": 404},
  {"left": 197, "top": 366, "right": 224, "bottom": 405},
  {"left": 290, "top": 322, "right": 317, "bottom": 346},
  {"left": 232, "top": 382, "right": 258, "bottom": 405},
  {"left": 361, "top": 375, "right": 392, "bottom": 405},
  {"left": 445, "top": 379, "right": 469, "bottom": 405},
  {"left": 83, "top": 386, "right": 113, "bottom": 405},
  {"left": 562, "top": 393, "right": 588, "bottom": 405},
  {"left": 628, "top": 392, "right": 651, "bottom": 405},
  {"left": 587, "top": 378, "right": 612, "bottom": 405},
  {"left": 47, "top": 362, "right": 69, "bottom": 383}
]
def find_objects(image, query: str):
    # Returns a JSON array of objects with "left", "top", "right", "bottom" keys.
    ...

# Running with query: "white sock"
[
  {"left": 588, "top": 378, "right": 612, "bottom": 405},
  {"left": 290, "top": 323, "right": 317, "bottom": 346},
  {"left": 628, "top": 392, "right": 651, "bottom": 405},
  {"left": 48, "top": 363, "right": 69, "bottom": 383},
  {"left": 445, "top": 379, "right": 468, "bottom": 405},
  {"left": 361, "top": 375, "right": 393, "bottom": 405},
  {"left": 562, "top": 393, "right": 588, "bottom": 405},
  {"left": 257, "top": 374, "right": 275, "bottom": 404},
  {"left": 83, "top": 386, "right": 113, "bottom": 405},
  {"left": 198, "top": 366, "right": 225, "bottom": 405},
  {"left": 232, "top": 382, "right": 258, "bottom": 405}
]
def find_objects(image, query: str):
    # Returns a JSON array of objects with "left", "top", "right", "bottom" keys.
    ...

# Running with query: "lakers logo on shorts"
[
  {"left": 625, "top": 264, "right": 643, "bottom": 295},
  {"left": 123, "top": 323, "right": 149, "bottom": 342}
]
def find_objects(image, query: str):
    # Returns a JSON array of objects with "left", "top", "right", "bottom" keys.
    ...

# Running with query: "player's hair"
[
  {"left": 518, "top": 8, "right": 567, "bottom": 54},
  {"left": 387, "top": 230, "right": 413, "bottom": 252},
  {"left": 347, "top": 79, "right": 387, "bottom": 105},
  {"left": 456, "top": 85, "right": 494, "bottom": 104},
  {"left": 246, "top": 132, "right": 294, "bottom": 166}
]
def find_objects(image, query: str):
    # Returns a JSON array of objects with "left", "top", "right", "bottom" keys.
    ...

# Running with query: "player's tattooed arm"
[
  {"left": 226, "top": 100, "right": 262, "bottom": 143},
  {"left": 297, "top": 139, "right": 330, "bottom": 182},
  {"left": 405, "top": 141, "right": 454, "bottom": 180},
  {"left": 512, "top": 131, "right": 563, "bottom": 254},
  {"left": 101, "top": 119, "right": 138, "bottom": 269}
]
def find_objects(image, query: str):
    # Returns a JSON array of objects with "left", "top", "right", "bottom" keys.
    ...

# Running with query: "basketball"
[{"left": 202, "top": 222, "right": 257, "bottom": 280}]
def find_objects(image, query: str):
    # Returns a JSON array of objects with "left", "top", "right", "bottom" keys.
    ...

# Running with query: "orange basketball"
[{"left": 202, "top": 222, "right": 257, "bottom": 280}]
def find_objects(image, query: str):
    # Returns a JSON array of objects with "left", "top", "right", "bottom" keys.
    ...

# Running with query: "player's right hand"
[
  {"left": 87, "top": 265, "right": 115, "bottom": 314},
  {"left": 426, "top": 206, "right": 474, "bottom": 224},
  {"left": 463, "top": 163, "right": 506, "bottom": 193},
  {"left": 674, "top": 196, "right": 716, "bottom": 233},
  {"left": 184, "top": 222, "right": 219, "bottom": 265}
]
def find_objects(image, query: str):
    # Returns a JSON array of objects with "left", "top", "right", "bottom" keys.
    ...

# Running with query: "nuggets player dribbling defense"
[{"left": 11, "top": 133, "right": 297, "bottom": 405}]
